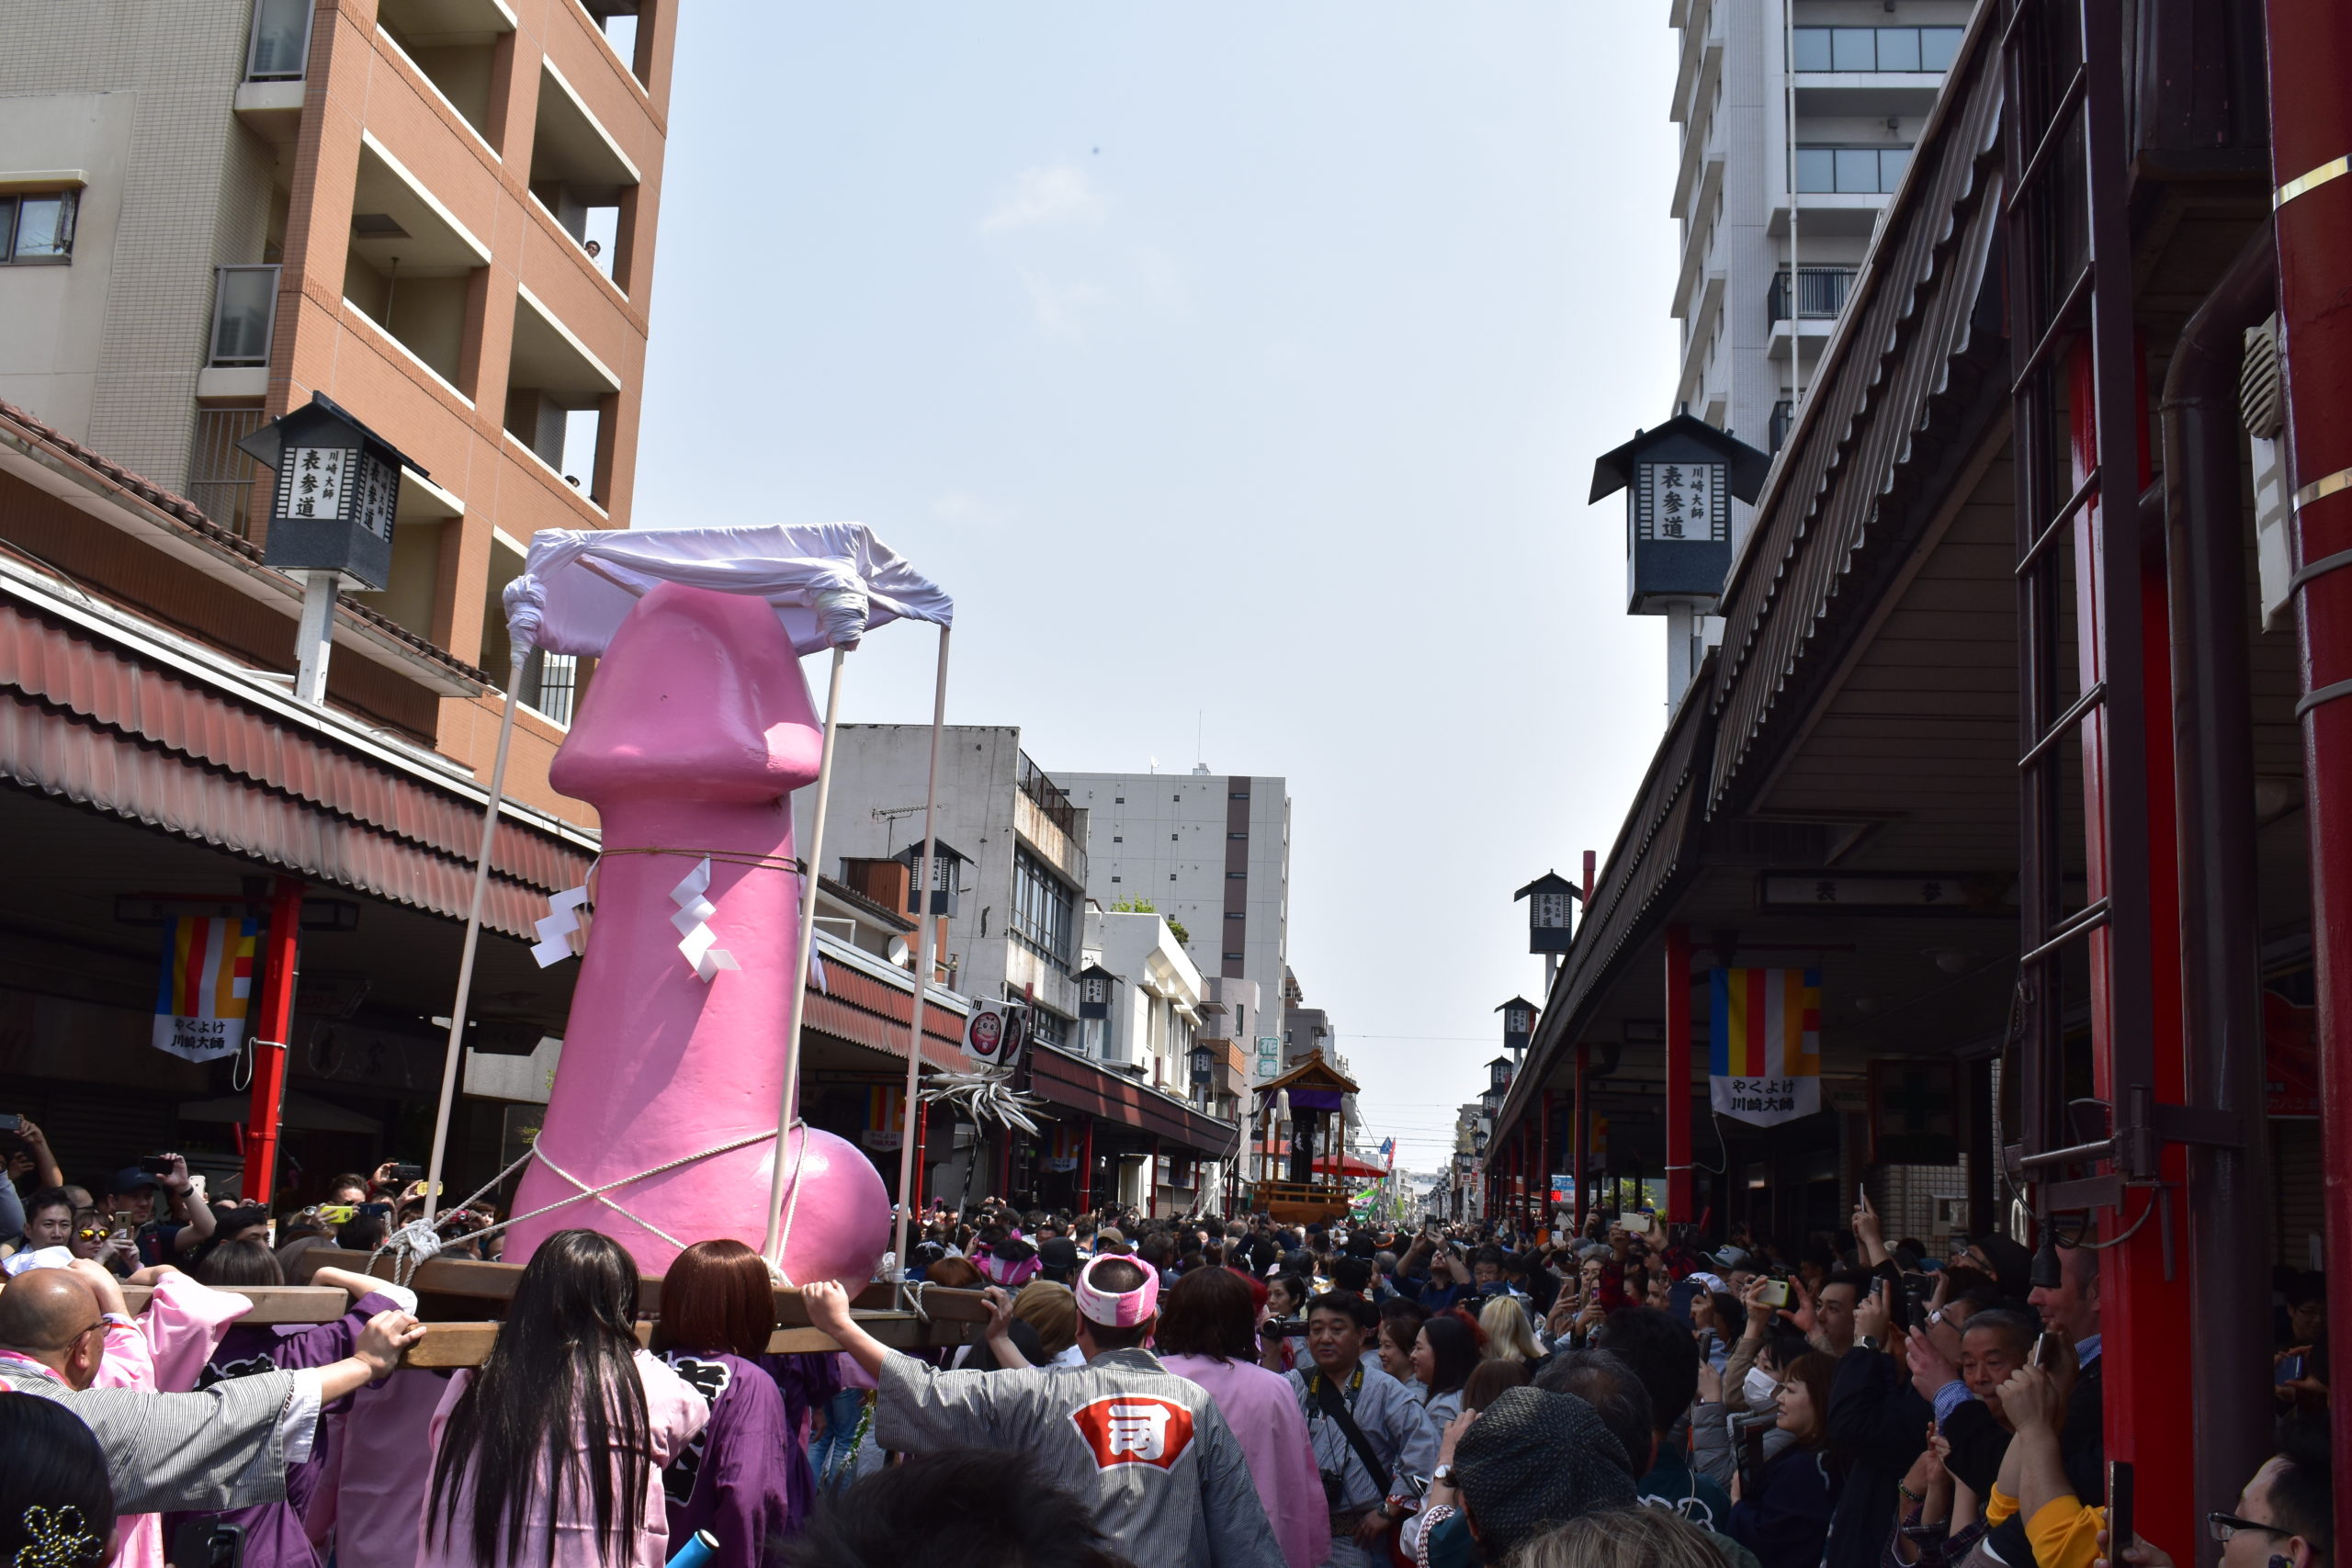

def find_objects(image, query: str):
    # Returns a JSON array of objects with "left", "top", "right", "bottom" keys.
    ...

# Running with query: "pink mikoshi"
[{"left": 421, "top": 525, "right": 953, "bottom": 1285}]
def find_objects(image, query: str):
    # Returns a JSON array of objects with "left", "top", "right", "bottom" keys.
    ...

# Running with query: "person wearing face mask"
[
  {"left": 1692, "top": 1329, "right": 1805, "bottom": 1497},
  {"left": 1726, "top": 1351, "right": 1841, "bottom": 1568}
]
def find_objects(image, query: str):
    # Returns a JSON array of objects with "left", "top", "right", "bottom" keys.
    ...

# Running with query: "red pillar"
[
  {"left": 2266, "top": 0, "right": 2352, "bottom": 1508},
  {"left": 2067, "top": 341, "right": 2194, "bottom": 1549},
  {"left": 1665, "top": 927, "right": 1693, "bottom": 1225},
  {"left": 243, "top": 876, "right": 304, "bottom": 1209},
  {"left": 1571, "top": 1044, "right": 1589, "bottom": 1230},
  {"left": 1079, "top": 1118, "right": 1094, "bottom": 1213},
  {"left": 1537, "top": 1089, "right": 1554, "bottom": 1233}
]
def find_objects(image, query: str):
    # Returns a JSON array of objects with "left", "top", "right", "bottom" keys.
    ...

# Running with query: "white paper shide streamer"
[
  {"left": 531, "top": 886, "right": 591, "bottom": 968},
  {"left": 670, "top": 858, "right": 739, "bottom": 981}
]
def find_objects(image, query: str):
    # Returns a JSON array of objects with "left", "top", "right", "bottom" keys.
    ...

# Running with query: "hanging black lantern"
[
  {"left": 1587, "top": 414, "right": 1770, "bottom": 614},
  {"left": 237, "top": 393, "right": 424, "bottom": 592},
  {"left": 1078, "top": 962, "right": 1118, "bottom": 1020},
  {"left": 1514, "top": 871, "right": 1581, "bottom": 954},
  {"left": 1497, "top": 997, "right": 1538, "bottom": 1055}
]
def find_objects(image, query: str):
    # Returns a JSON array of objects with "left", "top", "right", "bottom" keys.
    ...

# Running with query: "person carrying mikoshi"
[{"left": 801, "top": 1256, "right": 1283, "bottom": 1568}]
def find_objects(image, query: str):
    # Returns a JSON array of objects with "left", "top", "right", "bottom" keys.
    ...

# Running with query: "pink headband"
[{"left": 1074, "top": 1255, "right": 1160, "bottom": 1327}]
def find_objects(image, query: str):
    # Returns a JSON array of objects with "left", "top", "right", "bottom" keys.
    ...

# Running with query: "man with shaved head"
[{"left": 0, "top": 1260, "right": 423, "bottom": 1514}]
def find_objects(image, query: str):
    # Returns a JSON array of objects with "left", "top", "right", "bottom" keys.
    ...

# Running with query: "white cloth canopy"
[{"left": 502, "top": 523, "right": 954, "bottom": 658}]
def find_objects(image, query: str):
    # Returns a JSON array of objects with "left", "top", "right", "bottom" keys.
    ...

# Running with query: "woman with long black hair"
[{"left": 420, "top": 1230, "right": 709, "bottom": 1568}]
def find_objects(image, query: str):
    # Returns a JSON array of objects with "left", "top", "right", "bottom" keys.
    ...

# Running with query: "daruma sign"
[{"left": 1708, "top": 967, "right": 1822, "bottom": 1126}]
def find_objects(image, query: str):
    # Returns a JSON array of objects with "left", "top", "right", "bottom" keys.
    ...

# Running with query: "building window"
[
  {"left": 1227, "top": 871, "right": 1247, "bottom": 880},
  {"left": 187, "top": 408, "right": 269, "bottom": 536},
  {"left": 1169, "top": 874, "right": 1178, "bottom": 882},
  {"left": 1792, "top": 26, "right": 1962, "bottom": 73},
  {"left": 1111, "top": 876, "right": 1121, "bottom": 884},
  {"left": 1229, "top": 791, "right": 1249, "bottom": 800},
  {"left": 1225, "top": 910, "right": 1245, "bottom": 920},
  {"left": 1224, "top": 952, "right": 1243, "bottom": 962},
  {"left": 1026, "top": 1007, "right": 1069, "bottom": 1048},
  {"left": 1170, "top": 832, "right": 1180, "bottom": 841},
  {"left": 1227, "top": 831, "right": 1248, "bottom": 840},
  {"left": 244, "top": 0, "right": 314, "bottom": 79},
  {"left": 209, "top": 265, "right": 281, "bottom": 366},
  {"left": 1795, "top": 146, "right": 1912, "bottom": 195},
  {"left": 521, "top": 650, "right": 579, "bottom": 725},
  {"left": 1012, "top": 847, "right": 1074, "bottom": 968},
  {"left": 1, "top": 191, "right": 77, "bottom": 265},
  {"left": 1114, "top": 796, "right": 1125, "bottom": 804}
]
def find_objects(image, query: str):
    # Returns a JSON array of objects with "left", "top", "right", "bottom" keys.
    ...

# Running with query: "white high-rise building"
[
  {"left": 1060, "top": 767, "right": 1291, "bottom": 1079},
  {"left": 1661, "top": 2, "right": 1968, "bottom": 693}
]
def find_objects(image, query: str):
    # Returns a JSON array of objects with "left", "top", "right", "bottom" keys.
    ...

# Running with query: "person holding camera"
[
  {"left": 1286, "top": 1291, "right": 1436, "bottom": 1568},
  {"left": 96, "top": 1156, "right": 217, "bottom": 1267}
]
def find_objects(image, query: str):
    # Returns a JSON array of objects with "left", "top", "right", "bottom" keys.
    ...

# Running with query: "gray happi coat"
[
  {"left": 876, "top": 1347, "right": 1284, "bottom": 1568},
  {"left": 1, "top": 1359, "right": 302, "bottom": 1514}
]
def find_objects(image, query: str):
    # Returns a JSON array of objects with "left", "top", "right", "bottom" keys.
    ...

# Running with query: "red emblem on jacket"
[{"left": 1069, "top": 1394, "right": 1195, "bottom": 1471}]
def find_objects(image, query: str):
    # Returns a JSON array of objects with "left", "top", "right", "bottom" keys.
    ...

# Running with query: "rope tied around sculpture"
[{"left": 369, "top": 1121, "right": 814, "bottom": 1287}]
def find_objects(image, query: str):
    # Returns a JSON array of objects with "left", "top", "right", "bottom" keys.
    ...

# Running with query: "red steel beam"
[
  {"left": 243, "top": 875, "right": 304, "bottom": 1209},
  {"left": 2266, "top": 0, "right": 2352, "bottom": 1509},
  {"left": 1665, "top": 926, "right": 1694, "bottom": 1225},
  {"left": 2067, "top": 340, "right": 2194, "bottom": 1550}
]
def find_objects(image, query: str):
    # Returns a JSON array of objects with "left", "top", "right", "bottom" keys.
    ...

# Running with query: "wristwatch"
[
  {"left": 1858, "top": 1335, "right": 1882, "bottom": 1352},
  {"left": 1430, "top": 1464, "right": 1458, "bottom": 1487}
]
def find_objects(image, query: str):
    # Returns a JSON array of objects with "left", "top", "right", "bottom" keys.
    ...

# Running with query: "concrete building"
[
  {"left": 0, "top": 0, "right": 675, "bottom": 818},
  {"left": 1059, "top": 766, "right": 1290, "bottom": 1074},
  {"left": 797, "top": 726, "right": 1092, "bottom": 1042},
  {"left": 1081, "top": 908, "right": 1203, "bottom": 1091},
  {"left": 1659, "top": 1, "right": 1967, "bottom": 702}
]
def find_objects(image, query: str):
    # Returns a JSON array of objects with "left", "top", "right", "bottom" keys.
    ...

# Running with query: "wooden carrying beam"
[
  {"left": 288, "top": 1248, "right": 995, "bottom": 1325},
  {"left": 403, "top": 1314, "right": 950, "bottom": 1369}
]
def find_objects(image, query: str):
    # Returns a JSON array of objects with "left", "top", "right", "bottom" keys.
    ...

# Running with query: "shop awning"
[
  {"left": 0, "top": 578, "right": 591, "bottom": 940},
  {"left": 1027, "top": 1043, "right": 1239, "bottom": 1156}
]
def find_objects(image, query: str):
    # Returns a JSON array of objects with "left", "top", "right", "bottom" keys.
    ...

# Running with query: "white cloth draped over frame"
[{"left": 500, "top": 522, "right": 955, "bottom": 657}]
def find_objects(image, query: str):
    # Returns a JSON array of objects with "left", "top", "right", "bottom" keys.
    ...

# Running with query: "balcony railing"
[
  {"left": 1017, "top": 751, "right": 1078, "bottom": 839},
  {"left": 244, "top": 0, "right": 313, "bottom": 80},
  {"left": 1768, "top": 266, "right": 1859, "bottom": 324},
  {"left": 1791, "top": 26, "right": 1963, "bottom": 73},
  {"left": 209, "top": 265, "right": 280, "bottom": 367},
  {"left": 187, "top": 407, "right": 268, "bottom": 536}
]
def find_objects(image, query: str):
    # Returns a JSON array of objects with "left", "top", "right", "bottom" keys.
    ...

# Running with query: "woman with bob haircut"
[
  {"left": 422, "top": 1230, "right": 709, "bottom": 1568},
  {"left": 1154, "top": 1266, "right": 1329, "bottom": 1568},
  {"left": 650, "top": 1238, "right": 812, "bottom": 1568},
  {"left": 1726, "top": 1349, "right": 1841, "bottom": 1568}
]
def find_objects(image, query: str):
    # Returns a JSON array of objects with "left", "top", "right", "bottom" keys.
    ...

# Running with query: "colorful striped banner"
[
  {"left": 152, "top": 916, "right": 258, "bottom": 1064},
  {"left": 1708, "top": 967, "right": 1823, "bottom": 1126},
  {"left": 859, "top": 1084, "right": 907, "bottom": 1151}
]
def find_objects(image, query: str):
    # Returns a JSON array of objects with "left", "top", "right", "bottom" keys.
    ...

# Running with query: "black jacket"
[
  {"left": 1941, "top": 1353, "right": 2104, "bottom": 1565},
  {"left": 1823, "top": 1345, "right": 1930, "bottom": 1568}
]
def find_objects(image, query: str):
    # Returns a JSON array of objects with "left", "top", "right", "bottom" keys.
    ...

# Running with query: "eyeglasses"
[
  {"left": 2208, "top": 1512, "right": 2291, "bottom": 1544},
  {"left": 74, "top": 1228, "right": 107, "bottom": 1242}
]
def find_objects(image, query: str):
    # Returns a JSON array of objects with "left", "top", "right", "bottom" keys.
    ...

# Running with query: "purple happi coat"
[
  {"left": 163, "top": 1292, "right": 399, "bottom": 1568},
  {"left": 661, "top": 1350, "right": 822, "bottom": 1568}
]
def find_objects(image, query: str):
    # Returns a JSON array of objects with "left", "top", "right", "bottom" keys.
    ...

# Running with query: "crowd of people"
[{"left": 0, "top": 1125, "right": 2335, "bottom": 1568}]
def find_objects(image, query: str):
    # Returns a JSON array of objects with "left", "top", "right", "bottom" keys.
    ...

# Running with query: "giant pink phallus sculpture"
[{"left": 502, "top": 581, "right": 889, "bottom": 1280}]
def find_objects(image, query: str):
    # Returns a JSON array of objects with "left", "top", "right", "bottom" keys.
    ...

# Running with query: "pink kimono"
[
  {"left": 310, "top": 1369, "right": 456, "bottom": 1568},
  {"left": 97, "top": 1272, "right": 251, "bottom": 1568},
  {"left": 1160, "top": 1352, "right": 1332, "bottom": 1568},
  {"left": 415, "top": 1348, "right": 710, "bottom": 1568}
]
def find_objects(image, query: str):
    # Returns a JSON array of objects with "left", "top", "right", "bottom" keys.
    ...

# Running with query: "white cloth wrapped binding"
[{"left": 500, "top": 522, "right": 952, "bottom": 657}]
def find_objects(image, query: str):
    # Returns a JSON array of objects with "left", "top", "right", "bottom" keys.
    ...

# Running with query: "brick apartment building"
[{"left": 0, "top": 0, "right": 677, "bottom": 818}]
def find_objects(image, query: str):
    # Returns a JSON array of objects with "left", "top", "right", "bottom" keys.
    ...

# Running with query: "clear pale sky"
[{"left": 633, "top": 5, "right": 1684, "bottom": 1175}]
